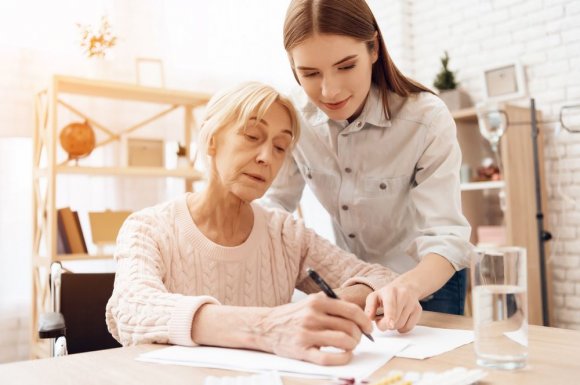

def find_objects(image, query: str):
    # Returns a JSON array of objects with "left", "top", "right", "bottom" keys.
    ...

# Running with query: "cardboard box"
[{"left": 476, "top": 225, "right": 506, "bottom": 247}]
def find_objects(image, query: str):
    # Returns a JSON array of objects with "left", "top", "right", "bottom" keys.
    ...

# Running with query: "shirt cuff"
[{"left": 168, "top": 295, "right": 220, "bottom": 346}]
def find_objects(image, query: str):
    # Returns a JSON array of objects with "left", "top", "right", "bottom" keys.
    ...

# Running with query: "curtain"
[{"left": 0, "top": 138, "right": 32, "bottom": 362}]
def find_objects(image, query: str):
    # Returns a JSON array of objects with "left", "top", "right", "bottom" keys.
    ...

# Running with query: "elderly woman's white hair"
[{"left": 197, "top": 82, "right": 300, "bottom": 164}]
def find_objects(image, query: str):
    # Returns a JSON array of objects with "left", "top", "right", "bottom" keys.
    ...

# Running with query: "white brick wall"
[
  {"left": 368, "top": 0, "right": 413, "bottom": 74},
  {"left": 405, "top": 0, "right": 580, "bottom": 328}
]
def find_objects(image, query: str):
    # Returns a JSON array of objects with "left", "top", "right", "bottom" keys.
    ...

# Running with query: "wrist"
[
  {"left": 335, "top": 283, "right": 374, "bottom": 309},
  {"left": 392, "top": 274, "right": 424, "bottom": 300},
  {"left": 191, "top": 305, "right": 274, "bottom": 352},
  {"left": 246, "top": 307, "right": 277, "bottom": 353},
  {"left": 392, "top": 254, "right": 456, "bottom": 301}
]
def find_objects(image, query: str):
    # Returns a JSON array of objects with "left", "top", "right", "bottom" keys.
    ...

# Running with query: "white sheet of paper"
[
  {"left": 374, "top": 325, "right": 474, "bottom": 359},
  {"left": 203, "top": 370, "right": 284, "bottom": 385},
  {"left": 138, "top": 337, "right": 409, "bottom": 380}
]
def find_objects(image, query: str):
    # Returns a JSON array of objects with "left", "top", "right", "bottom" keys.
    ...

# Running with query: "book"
[
  {"left": 73, "top": 211, "right": 88, "bottom": 253},
  {"left": 56, "top": 208, "right": 87, "bottom": 254},
  {"left": 56, "top": 210, "right": 71, "bottom": 254}
]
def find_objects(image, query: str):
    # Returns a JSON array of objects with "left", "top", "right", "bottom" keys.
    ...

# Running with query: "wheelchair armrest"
[{"left": 38, "top": 312, "right": 66, "bottom": 339}]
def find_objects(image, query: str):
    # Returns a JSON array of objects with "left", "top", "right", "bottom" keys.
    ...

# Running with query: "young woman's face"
[
  {"left": 290, "top": 33, "right": 377, "bottom": 122},
  {"left": 209, "top": 102, "right": 293, "bottom": 202}
]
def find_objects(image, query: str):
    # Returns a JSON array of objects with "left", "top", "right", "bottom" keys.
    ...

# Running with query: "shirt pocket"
[{"left": 360, "top": 174, "right": 411, "bottom": 198}]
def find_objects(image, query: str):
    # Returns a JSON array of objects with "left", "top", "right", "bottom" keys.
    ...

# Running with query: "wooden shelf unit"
[
  {"left": 43, "top": 165, "right": 205, "bottom": 178},
  {"left": 31, "top": 75, "right": 211, "bottom": 358},
  {"left": 460, "top": 180, "right": 505, "bottom": 191},
  {"left": 452, "top": 106, "right": 552, "bottom": 326}
]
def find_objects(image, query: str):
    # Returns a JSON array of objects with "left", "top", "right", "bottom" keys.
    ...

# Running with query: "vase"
[
  {"left": 439, "top": 89, "right": 472, "bottom": 111},
  {"left": 87, "top": 57, "right": 109, "bottom": 79}
]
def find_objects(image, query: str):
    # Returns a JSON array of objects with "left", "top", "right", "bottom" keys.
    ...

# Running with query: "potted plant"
[
  {"left": 433, "top": 51, "right": 471, "bottom": 111},
  {"left": 77, "top": 16, "right": 118, "bottom": 78}
]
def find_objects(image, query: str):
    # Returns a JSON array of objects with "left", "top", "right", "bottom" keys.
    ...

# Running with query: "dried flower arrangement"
[{"left": 77, "top": 16, "right": 118, "bottom": 58}]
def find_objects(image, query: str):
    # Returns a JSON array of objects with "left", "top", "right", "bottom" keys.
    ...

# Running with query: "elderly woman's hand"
[
  {"left": 333, "top": 284, "right": 374, "bottom": 309},
  {"left": 259, "top": 292, "right": 372, "bottom": 365},
  {"left": 364, "top": 281, "right": 422, "bottom": 333}
]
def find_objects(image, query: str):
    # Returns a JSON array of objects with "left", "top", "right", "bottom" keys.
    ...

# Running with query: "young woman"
[
  {"left": 106, "top": 82, "right": 407, "bottom": 366},
  {"left": 263, "top": 0, "right": 473, "bottom": 329}
]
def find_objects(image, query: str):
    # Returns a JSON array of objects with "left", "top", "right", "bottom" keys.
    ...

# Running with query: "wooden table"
[{"left": 1, "top": 312, "right": 579, "bottom": 384}]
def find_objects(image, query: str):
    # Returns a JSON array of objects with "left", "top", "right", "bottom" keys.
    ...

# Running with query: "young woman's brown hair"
[{"left": 283, "top": 0, "right": 433, "bottom": 118}]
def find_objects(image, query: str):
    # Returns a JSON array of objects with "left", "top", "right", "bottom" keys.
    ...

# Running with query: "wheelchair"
[{"left": 38, "top": 262, "right": 121, "bottom": 356}]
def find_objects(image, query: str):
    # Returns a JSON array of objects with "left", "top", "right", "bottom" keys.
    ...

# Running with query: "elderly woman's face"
[{"left": 210, "top": 102, "right": 293, "bottom": 202}]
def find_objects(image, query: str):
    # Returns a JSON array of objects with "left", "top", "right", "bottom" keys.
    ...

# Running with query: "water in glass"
[{"left": 473, "top": 284, "right": 527, "bottom": 369}]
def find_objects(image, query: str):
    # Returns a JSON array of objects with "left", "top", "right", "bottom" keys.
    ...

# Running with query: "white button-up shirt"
[{"left": 262, "top": 86, "right": 472, "bottom": 274}]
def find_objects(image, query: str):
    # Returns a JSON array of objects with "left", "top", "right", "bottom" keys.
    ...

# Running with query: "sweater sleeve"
[
  {"left": 275, "top": 210, "right": 398, "bottom": 293},
  {"left": 105, "top": 209, "right": 219, "bottom": 347}
]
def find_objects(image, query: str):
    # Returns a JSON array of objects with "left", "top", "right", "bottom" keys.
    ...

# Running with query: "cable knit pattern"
[{"left": 106, "top": 194, "right": 397, "bottom": 347}]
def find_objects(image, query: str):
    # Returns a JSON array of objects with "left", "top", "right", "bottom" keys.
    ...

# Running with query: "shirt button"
[
  {"left": 348, "top": 233, "right": 356, "bottom": 239},
  {"left": 307, "top": 173, "right": 312, "bottom": 179},
  {"left": 341, "top": 205, "right": 349, "bottom": 211},
  {"left": 379, "top": 182, "right": 387, "bottom": 190},
  {"left": 345, "top": 167, "right": 352, "bottom": 173},
  {"left": 355, "top": 121, "right": 363, "bottom": 128}
]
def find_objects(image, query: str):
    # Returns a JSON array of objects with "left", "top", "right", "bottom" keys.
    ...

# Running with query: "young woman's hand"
[
  {"left": 364, "top": 282, "right": 422, "bottom": 333},
  {"left": 259, "top": 292, "right": 372, "bottom": 365}
]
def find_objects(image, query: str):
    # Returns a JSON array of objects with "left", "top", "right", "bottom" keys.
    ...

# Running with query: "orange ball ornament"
[{"left": 59, "top": 120, "right": 96, "bottom": 161}]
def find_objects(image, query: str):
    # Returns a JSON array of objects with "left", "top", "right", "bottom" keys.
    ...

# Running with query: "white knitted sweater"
[{"left": 105, "top": 194, "right": 396, "bottom": 347}]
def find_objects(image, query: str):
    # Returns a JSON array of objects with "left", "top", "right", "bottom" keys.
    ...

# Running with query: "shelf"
[
  {"left": 35, "top": 165, "right": 205, "bottom": 180},
  {"left": 32, "top": 253, "right": 114, "bottom": 268},
  {"left": 53, "top": 75, "right": 212, "bottom": 106},
  {"left": 56, "top": 253, "right": 114, "bottom": 261},
  {"left": 60, "top": 258, "right": 117, "bottom": 273},
  {"left": 31, "top": 74, "right": 211, "bottom": 359},
  {"left": 460, "top": 180, "right": 505, "bottom": 191}
]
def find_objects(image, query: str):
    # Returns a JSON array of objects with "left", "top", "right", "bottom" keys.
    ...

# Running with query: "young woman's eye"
[
  {"left": 339, "top": 64, "right": 356, "bottom": 71},
  {"left": 245, "top": 134, "right": 259, "bottom": 141},
  {"left": 301, "top": 71, "right": 319, "bottom": 78},
  {"left": 275, "top": 146, "right": 287, "bottom": 153}
]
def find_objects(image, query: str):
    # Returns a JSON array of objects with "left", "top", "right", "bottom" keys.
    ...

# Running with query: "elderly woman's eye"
[
  {"left": 275, "top": 146, "right": 286, "bottom": 153},
  {"left": 301, "top": 71, "right": 318, "bottom": 78},
  {"left": 245, "top": 134, "right": 259, "bottom": 141}
]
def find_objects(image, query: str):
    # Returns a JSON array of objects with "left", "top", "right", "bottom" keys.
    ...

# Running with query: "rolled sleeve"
[{"left": 407, "top": 106, "right": 473, "bottom": 269}]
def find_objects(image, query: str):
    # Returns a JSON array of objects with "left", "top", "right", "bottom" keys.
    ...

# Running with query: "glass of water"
[
  {"left": 471, "top": 247, "right": 528, "bottom": 370},
  {"left": 476, "top": 105, "right": 507, "bottom": 155}
]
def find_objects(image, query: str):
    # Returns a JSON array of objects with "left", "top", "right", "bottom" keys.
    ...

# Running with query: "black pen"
[{"left": 306, "top": 268, "right": 375, "bottom": 342}]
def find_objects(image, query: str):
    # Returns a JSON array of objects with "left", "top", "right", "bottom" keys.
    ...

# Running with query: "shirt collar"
[{"left": 300, "top": 85, "right": 392, "bottom": 130}]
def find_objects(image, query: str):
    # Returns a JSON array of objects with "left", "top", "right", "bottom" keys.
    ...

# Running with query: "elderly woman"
[{"left": 106, "top": 82, "right": 410, "bottom": 366}]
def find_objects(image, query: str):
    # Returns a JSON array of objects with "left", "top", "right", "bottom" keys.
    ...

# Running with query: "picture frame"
[
  {"left": 481, "top": 62, "right": 526, "bottom": 102},
  {"left": 126, "top": 137, "right": 165, "bottom": 167},
  {"left": 135, "top": 57, "right": 165, "bottom": 88}
]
